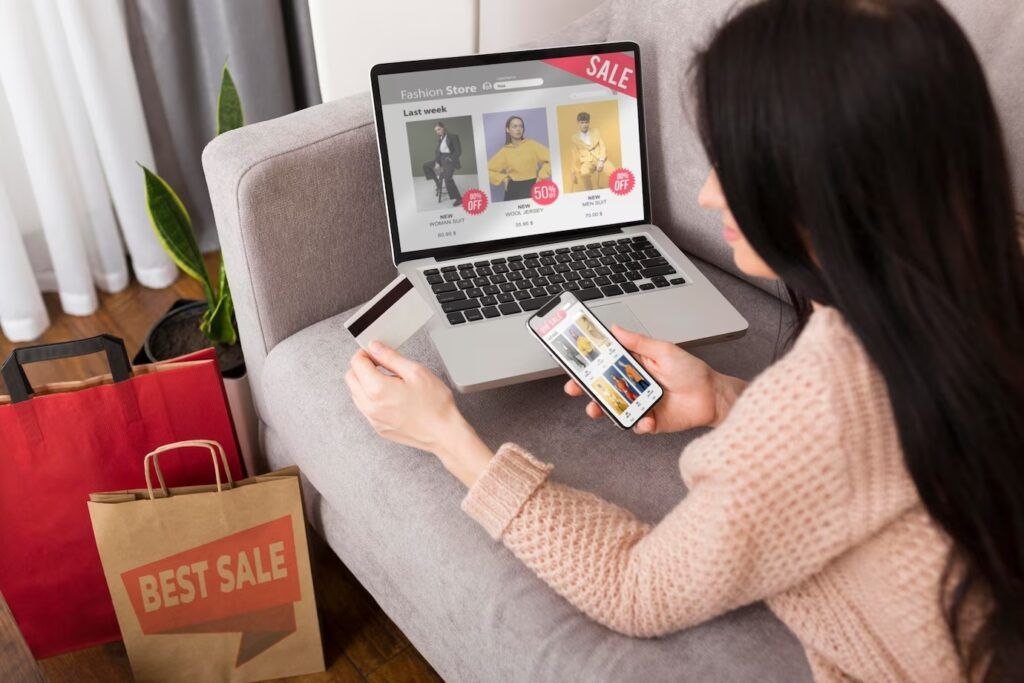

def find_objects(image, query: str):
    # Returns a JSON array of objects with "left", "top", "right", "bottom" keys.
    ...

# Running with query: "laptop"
[{"left": 370, "top": 41, "right": 747, "bottom": 392}]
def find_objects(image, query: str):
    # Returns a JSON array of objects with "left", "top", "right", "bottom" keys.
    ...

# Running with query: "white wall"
[
  {"left": 309, "top": 0, "right": 479, "bottom": 102},
  {"left": 478, "top": 0, "right": 593, "bottom": 52},
  {"left": 309, "top": 0, "right": 596, "bottom": 102}
]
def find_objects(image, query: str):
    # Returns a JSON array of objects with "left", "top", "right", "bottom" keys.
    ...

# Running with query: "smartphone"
[{"left": 527, "top": 291, "right": 663, "bottom": 430}]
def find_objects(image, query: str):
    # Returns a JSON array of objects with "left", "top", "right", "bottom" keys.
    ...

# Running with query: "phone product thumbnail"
[{"left": 532, "top": 297, "right": 660, "bottom": 425}]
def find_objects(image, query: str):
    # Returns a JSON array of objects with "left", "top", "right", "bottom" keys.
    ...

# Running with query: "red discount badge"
[
  {"left": 531, "top": 179, "right": 559, "bottom": 206},
  {"left": 461, "top": 189, "right": 488, "bottom": 215},
  {"left": 609, "top": 168, "right": 635, "bottom": 196}
]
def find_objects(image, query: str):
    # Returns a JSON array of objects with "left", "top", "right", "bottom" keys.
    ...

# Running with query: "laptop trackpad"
[{"left": 590, "top": 302, "right": 650, "bottom": 337}]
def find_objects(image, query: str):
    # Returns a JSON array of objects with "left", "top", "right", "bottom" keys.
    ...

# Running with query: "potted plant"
[{"left": 140, "top": 64, "right": 260, "bottom": 474}]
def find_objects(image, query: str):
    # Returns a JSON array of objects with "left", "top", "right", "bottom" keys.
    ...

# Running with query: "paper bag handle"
[
  {"left": 144, "top": 440, "right": 234, "bottom": 500},
  {"left": 2, "top": 334, "right": 131, "bottom": 403}
]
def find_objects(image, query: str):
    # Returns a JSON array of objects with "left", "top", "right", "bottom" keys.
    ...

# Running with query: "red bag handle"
[{"left": 143, "top": 440, "right": 234, "bottom": 500}]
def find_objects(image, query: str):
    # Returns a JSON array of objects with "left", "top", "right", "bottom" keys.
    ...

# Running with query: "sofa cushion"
[{"left": 259, "top": 259, "right": 811, "bottom": 682}]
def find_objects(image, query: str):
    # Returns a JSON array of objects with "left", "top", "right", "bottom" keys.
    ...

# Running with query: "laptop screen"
[{"left": 371, "top": 43, "right": 649, "bottom": 263}]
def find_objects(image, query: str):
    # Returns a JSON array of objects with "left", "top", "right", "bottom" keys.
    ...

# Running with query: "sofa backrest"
[{"left": 545, "top": 0, "right": 1023, "bottom": 295}]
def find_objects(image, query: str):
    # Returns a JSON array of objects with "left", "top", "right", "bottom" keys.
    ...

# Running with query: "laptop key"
[
  {"left": 482, "top": 306, "right": 501, "bottom": 319},
  {"left": 425, "top": 274, "right": 443, "bottom": 285},
  {"left": 493, "top": 264, "right": 509, "bottom": 273},
  {"left": 594, "top": 276, "right": 611, "bottom": 286},
  {"left": 465, "top": 309, "right": 484, "bottom": 321},
  {"left": 621, "top": 282, "right": 639, "bottom": 293},
  {"left": 441, "top": 265, "right": 457, "bottom": 272},
  {"left": 442, "top": 299, "right": 482, "bottom": 313},
  {"left": 555, "top": 247, "right": 570, "bottom": 254},
  {"left": 483, "top": 285, "right": 500, "bottom": 294},
  {"left": 437, "top": 291, "right": 467, "bottom": 304},
  {"left": 546, "top": 284, "right": 564, "bottom": 295},
  {"left": 496, "top": 292, "right": 514, "bottom": 303},
  {"left": 565, "top": 282, "right": 581, "bottom": 291},
  {"left": 652, "top": 276, "right": 670, "bottom": 288},
  {"left": 473, "top": 277, "right": 489, "bottom": 287},
  {"left": 670, "top": 278, "right": 686, "bottom": 285},
  {"left": 432, "top": 282, "right": 457, "bottom": 293},
  {"left": 509, "top": 261, "right": 526, "bottom": 271},
  {"left": 514, "top": 290, "right": 531, "bottom": 300},
  {"left": 458, "top": 263, "right": 474, "bottom": 270},
  {"left": 499, "top": 283, "right": 516, "bottom": 293},
  {"left": 447, "top": 312, "right": 466, "bottom": 324},
  {"left": 517, "top": 280, "right": 532, "bottom": 290},
  {"left": 490, "top": 257, "right": 507, "bottom": 264},
  {"left": 466, "top": 288, "right": 483, "bottom": 298},
  {"left": 639, "top": 257, "right": 669, "bottom": 268},
  {"left": 640, "top": 265, "right": 677, "bottom": 278},
  {"left": 595, "top": 266, "right": 612, "bottom": 276},
  {"left": 444, "top": 271, "right": 460, "bottom": 282},
  {"left": 520, "top": 298, "right": 547, "bottom": 311},
  {"left": 507, "top": 254, "right": 524, "bottom": 261},
  {"left": 474, "top": 260, "right": 489, "bottom": 267},
  {"left": 457, "top": 280, "right": 474, "bottom": 290},
  {"left": 639, "top": 283, "right": 655, "bottom": 291},
  {"left": 490, "top": 274, "right": 507, "bottom": 284},
  {"left": 626, "top": 270, "right": 642, "bottom": 281},
  {"left": 601, "top": 285, "right": 624, "bottom": 297},
  {"left": 610, "top": 274, "right": 626, "bottom": 284},
  {"left": 530, "top": 287, "right": 547, "bottom": 298},
  {"left": 481, "top": 295, "right": 498, "bottom": 306},
  {"left": 498, "top": 302, "right": 521, "bottom": 315},
  {"left": 576, "top": 287, "right": 604, "bottom": 301}
]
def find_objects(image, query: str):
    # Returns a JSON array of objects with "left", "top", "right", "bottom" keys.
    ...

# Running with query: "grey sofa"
[{"left": 203, "top": 1, "right": 1022, "bottom": 681}]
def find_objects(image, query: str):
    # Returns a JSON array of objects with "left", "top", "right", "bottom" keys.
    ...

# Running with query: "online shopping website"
[
  {"left": 375, "top": 51, "right": 645, "bottom": 254},
  {"left": 532, "top": 297, "right": 660, "bottom": 425}
]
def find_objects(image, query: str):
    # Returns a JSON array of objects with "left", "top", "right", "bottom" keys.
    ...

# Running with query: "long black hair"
[{"left": 694, "top": 0, "right": 1024, "bottom": 679}]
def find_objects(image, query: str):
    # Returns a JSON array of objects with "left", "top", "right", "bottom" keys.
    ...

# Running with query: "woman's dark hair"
[
  {"left": 505, "top": 115, "right": 525, "bottom": 144},
  {"left": 694, "top": 0, "right": 1024, "bottom": 679}
]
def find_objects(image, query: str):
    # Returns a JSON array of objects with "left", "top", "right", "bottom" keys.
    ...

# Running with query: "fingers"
[
  {"left": 564, "top": 378, "right": 584, "bottom": 396},
  {"left": 349, "top": 350, "right": 392, "bottom": 394},
  {"left": 633, "top": 415, "right": 657, "bottom": 435},
  {"left": 367, "top": 341, "right": 422, "bottom": 379},
  {"left": 610, "top": 324, "right": 667, "bottom": 360},
  {"left": 585, "top": 402, "right": 603, "bottom": 420}
]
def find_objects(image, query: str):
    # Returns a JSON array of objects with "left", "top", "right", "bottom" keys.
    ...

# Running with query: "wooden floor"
[{"left": 0, "top": 255, "right": 441, "bottom": 683}]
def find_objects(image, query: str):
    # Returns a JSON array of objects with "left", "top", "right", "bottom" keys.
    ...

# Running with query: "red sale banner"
[
  {"left": 542, "top": 53, "right": 637, "bottom": 98},
  {"left": 120, "top": 516, "right": 301, "bottom": 666}
]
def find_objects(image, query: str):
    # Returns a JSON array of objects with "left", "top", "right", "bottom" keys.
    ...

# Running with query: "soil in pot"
[{"left": 145, "top": 301, "right": 245, "bottom": 377}]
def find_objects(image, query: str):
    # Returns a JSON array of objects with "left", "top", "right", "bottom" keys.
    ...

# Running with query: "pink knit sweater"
[{"left": 461, "top": 307, "right": 966, "bottom": 682}]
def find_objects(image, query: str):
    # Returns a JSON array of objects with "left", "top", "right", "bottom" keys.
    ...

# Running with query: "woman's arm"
[
  {"left": 536, "top": 141, "right": 552, "bottom": 179},
  {"left": 455, "top": 351, "right": 874, "bottom": 637},
  {"left": 487, "top": 148, "right": 508, "bottom": 186}
]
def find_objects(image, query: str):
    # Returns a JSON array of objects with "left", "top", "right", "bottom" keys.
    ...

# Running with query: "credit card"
[{"left": 343, "top": 275, "right": 434, "bottom": 350}]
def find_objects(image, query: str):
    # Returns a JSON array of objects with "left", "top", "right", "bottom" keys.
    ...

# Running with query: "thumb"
[
  {"left": 610, "top": 325, "right": 664, "bottom": 359},
  {"left": 368, "top": 340, "right": 420, "bottom": 379}
]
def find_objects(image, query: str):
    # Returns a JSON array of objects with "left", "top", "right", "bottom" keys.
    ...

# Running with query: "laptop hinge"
[{"left": 433, "top": 227, "right": 624, "bottom": 262}]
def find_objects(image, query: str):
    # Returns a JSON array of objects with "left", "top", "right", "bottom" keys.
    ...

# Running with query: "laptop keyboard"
[{"left": 422, "top": 235, "right": 687, "bottom": 325}]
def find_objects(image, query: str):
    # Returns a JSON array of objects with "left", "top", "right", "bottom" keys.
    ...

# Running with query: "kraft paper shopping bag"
[{"left": 88, "top": 441, "right": 324, "bottom": 682}]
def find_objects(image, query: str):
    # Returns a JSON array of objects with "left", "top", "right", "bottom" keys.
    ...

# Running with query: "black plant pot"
[{"left": 138, "top": 299, "right": 245, "bottom": 378}]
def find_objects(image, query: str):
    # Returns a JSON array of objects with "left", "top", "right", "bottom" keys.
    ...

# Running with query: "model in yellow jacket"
[
  {"left": 488, "top": 116, "right": 551, "bottom": 201},
  {"left": 570, "top": 111, "right": 617, "bottom": 190}
]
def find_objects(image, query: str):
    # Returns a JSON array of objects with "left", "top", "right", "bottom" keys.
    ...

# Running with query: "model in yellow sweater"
[{"left": 487, "top": 116, "right": 550, "bottom": 201}]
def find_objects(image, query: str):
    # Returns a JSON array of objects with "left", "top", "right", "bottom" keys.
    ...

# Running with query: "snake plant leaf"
[
  {"left": 216, "top": 64, "right": 244, "bottom": 136},
  {"left": 141, "top": 165, "right": 213, "bottom": 302},
  {"left": 200, "top": 260, "right": 237, "bottom": 345}
]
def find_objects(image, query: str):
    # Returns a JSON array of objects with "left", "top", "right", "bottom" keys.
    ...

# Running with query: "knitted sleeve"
[{"left": 461, "top": 344, "right": 882, "bottom": 638}]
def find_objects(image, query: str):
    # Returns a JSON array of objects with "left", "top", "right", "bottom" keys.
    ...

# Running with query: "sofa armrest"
[{"left": 203, "top": 93, "right": 396, "bottom": 413}]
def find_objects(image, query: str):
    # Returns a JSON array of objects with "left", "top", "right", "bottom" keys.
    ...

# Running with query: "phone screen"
[{"left": 529, "top": 293, "right": 663, "bottom": 429}]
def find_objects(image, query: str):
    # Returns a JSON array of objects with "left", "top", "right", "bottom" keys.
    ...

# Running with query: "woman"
[
  {"left": 488, "top": 115, "right": 551, "bottom": 201},
  {"left": 346, "top": 0, "right": 1024, "bottom": 680}
]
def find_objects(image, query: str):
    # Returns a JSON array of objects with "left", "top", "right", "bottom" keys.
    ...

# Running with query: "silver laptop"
[{"left": 370, "top": 41, "right": 747, "bottom": 392}]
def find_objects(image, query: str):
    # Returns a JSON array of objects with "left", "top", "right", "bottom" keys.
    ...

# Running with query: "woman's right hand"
[{"left": 564, "top": 325, "right": 747, "bottom": 434}]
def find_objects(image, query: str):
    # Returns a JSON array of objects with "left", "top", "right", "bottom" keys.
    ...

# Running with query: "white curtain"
[{"left": 0, "top": 0, "right": 177, "bottom": 342}]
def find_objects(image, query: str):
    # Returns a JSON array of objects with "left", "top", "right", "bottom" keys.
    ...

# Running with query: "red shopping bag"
[{"left": 0, "top": 335, "right": 244, "bottom": 658}]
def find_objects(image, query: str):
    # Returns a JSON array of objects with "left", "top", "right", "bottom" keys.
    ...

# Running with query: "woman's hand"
[
  {"left": 565, "top": 325, "right": 746, "bottom": 434},
  {"left": 346, "top": 341, "right": 493, "bottom": 487}
]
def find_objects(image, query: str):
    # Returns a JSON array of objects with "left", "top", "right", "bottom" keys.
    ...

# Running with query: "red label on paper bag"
[
  {"left": 120, "top": 515, "right": 300, "bottom": 666},
  {"left": 541, "top": 53, "right": 637, "bottom": 98}
]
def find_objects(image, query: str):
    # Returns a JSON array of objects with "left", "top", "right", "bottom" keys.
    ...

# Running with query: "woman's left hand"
[{"left": 345, "top": 341, "right": 493, "bottom": 486}]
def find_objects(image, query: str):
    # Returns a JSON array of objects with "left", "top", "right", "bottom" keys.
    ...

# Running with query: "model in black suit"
[{"left": 422, "top": 122, "right": 463, "bottom": 206}]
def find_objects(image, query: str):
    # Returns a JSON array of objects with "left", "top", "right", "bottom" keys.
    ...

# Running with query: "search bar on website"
[
  {"left": 493, "top": 78, "right": 544, "bottom": 90},
  {"left": 570, "top": 88, "right": 614, "bottom": 99}
]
